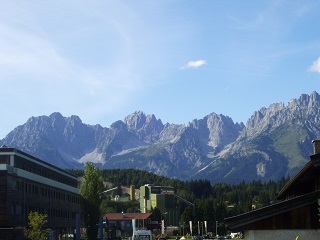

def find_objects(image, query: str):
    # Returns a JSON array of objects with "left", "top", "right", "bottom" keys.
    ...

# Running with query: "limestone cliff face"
[
  {"left": 124, "top": 111, "right": 164, "bottom": 143},
  {"left": 1, "top": 112, "right": 103, "bottom": 168},
  {"left": 245, "top": 92, "right": 320, "bottom": 137},
  {"left": 1, "top": 92, "right": 320, "bottom": 184},
  {"left": 196, "top": 91, "right": 320, "bottom": 183},
  {"left": 189, "top": 113, "right": 244, "bottom": 153}
]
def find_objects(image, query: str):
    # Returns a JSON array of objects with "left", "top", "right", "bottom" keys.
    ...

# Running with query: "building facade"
[
  {"left": 103, "top": 212, "right": 157, "bottom": 238},
  {"left": 0, "top": 146, "right": 81, "bottom": 239},
  {"left": 139, "top": 184, "right": 180, "bottom": 227}
]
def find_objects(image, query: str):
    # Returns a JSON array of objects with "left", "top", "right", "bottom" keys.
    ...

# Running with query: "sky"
[{"left": 1, "top": 0, "right": 320, "bottom": 138}]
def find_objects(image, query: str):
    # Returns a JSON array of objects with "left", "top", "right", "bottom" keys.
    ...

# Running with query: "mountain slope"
[
  {"left": 1, "top": 92, "right": 320, "bottom": 184},
  {"left": 192, "top": 92, "right": 320, "bottom": 183}
]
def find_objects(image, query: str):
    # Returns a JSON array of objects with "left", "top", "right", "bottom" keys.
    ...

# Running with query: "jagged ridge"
[{"left": 1, "top": 92, "right": 320, "bottom": 184}]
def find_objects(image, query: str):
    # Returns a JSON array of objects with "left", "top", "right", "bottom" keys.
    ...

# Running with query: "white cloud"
[
  {"left": 181, "top": 60, "right": 207, "bottom": 69},
  {"left": 308, "top": 57, "right": 320, "bottom": 74}
]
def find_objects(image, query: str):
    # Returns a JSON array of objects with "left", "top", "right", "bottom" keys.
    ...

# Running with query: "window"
[
  {"left": 16, "top": 203, "right": 22, "bottom": 214},
  {"left": 8, "top": 180, "right": 17, "bottom": 190},
  {"left": 11, "top": 202, "right": 23, "bottom": 214},
  {"left": 0, "top": 155, "right": 10, "bottom": 164}
]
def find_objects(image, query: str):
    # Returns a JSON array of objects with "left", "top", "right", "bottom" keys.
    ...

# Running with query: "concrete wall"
[{"left": 245, "top": 229, "right": 320, "bottom": 240}]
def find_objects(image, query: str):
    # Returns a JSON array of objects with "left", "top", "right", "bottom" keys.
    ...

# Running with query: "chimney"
[{"left": 312, "top": 140, "right": 320, "bottom": 154}]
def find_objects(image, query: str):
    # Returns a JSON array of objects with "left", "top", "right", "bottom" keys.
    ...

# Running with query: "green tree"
[
  {"left": 151, "top": 207, "right": 162, "bottom": 222},
  {"left": 80, "top": 162, "right": 104, "bottom": 240},
  {"left": 24, "top": 211, "right": 49, "bottom": 240},
  {"left": 180, "top": 206, "right": 194, "bottom": 225}
]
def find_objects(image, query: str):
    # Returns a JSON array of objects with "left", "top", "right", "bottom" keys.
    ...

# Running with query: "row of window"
[
  {"left": 14, "top": 155, "right": 78, "bottom": 188},
  {"left": 0, "top": 153, "right": 78, "bottom": 188},
  {"left": 11, "top": 202, "right": 79, "bottom": 220},
  {"left": 9, "top": 179, "right": 81, "bottom": 204}
]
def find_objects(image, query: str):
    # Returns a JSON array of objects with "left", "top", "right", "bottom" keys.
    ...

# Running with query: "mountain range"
[{"left": 1, "top": 91, "right": 320, "bottom": 184}]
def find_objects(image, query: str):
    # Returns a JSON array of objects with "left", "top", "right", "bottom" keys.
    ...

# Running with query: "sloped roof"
[
  {"left": 277, "top": 161, "right": 313, "bottom": 199},
  {"left": 103, "top": 213, "right": 152, "bottom": 221},
  {"left": 277, "top": 153, "right": 320, "bottom": 199},
  {"left": 225, "top": 190, "right": 320, "bottom": 230},
  {"left": 225, "top": 143, "right": 320, "bottom": 231}
]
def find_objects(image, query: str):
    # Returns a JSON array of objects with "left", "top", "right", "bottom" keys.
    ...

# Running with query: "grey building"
[{"left": 0, "top": 146, "right": 81, "bottom": 240}]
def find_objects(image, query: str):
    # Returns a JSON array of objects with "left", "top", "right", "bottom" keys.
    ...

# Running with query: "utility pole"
[
  {"left": 201, "top": 222, "right": 203, "bottom": 236},
  {"left": 215, "top": 221, "right": 218, "bottom": 237},
  {"left": 183, "top": 222, "right": 185, "bottom": 236}
]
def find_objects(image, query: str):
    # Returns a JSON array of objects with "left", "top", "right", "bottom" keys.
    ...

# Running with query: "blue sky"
[{"left": 1, "top": 0, "right": 320, "bottom": 138}]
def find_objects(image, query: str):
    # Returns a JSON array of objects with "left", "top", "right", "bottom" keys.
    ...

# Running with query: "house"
[
  {"left": 0, "top": 146, "right": 81, "bottom": 240},
  {"left": 224, "top": 140, "right": 320, "bottom": 240},
  {"left": 102, "top": 212, "right": 160, "bottom": 238}
]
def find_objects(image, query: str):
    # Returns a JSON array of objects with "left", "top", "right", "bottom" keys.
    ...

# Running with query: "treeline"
[
  {"left": 68, "top": 168, "right": 289, "bottom": 233},
  {"left": 177, "top": 178, "right": 288, "bottom": 234}
]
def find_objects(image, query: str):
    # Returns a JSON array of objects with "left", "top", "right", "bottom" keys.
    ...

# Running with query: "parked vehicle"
[
  {"left": 192, "top": 235, "right": 203, "bottom": 240},
  {"left": 133, "top": 230, "right": 153, "bottom": 240}
]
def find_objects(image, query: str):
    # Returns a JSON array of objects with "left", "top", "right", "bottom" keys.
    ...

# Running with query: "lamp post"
[
  {"left": 134, "top": 209, "right": 141, "bottom": 230},
  {"left": 215, "top": 221, "right": 218, "bottom": 237},
  {"left": 183, "top": 222, "right": 185, "bottom": 236}
]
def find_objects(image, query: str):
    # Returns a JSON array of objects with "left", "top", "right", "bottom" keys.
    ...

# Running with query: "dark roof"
[
  {"left": 277, "top": 161, "right": 313, "bottom": 199},
  {"left": 277, "top": 153, "right": 320, "bottom": 199},
  {"left": 225, "top": 190, "right": 320, "bottom": 230},
  {"left": 0, "top": 147, "right": 77, "bottom": 178},
  {"left": 225, "top": 147, "right": 320, "bottom": 231},
  {"left": 103, "top": 213, "right": 152, "bottom": 221}
]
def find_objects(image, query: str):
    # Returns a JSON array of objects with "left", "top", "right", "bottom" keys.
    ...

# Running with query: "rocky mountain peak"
[
  {"left": 188, "top": 113, "right": 244, "bottom": 152},
  {"left": 1, "top": 92, "right": 320, "bottom": 184},
  {"left": 49, "top": 112, "right": 64, "bottom": 120},
  {"left": 110, "top": 120, "right": 127, "bottom": 131},
  {"left": 124, "top": 111, "right": 164, "bottom": 142},
  {"left": 288, "top": 91, "right": 320, "bottom": 110},
  {"left": 245, "top": 102, "right": 285, "bottom": 133},
  {"left": 124, "top": 111, "right": 147, "bottom": 130},
  {"left": 245, "top": 91, "right": 320, "bottom": 136}
]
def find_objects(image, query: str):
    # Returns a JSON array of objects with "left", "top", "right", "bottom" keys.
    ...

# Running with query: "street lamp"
[
  {"left": 183, "top": 222, "right": 185, "bottom": 236},
  {"left": 134, "top": 209, "right": 141, "bottom": 230},
  {"left": 215, "top": 221, "right": 218, "bottom": 237}
]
